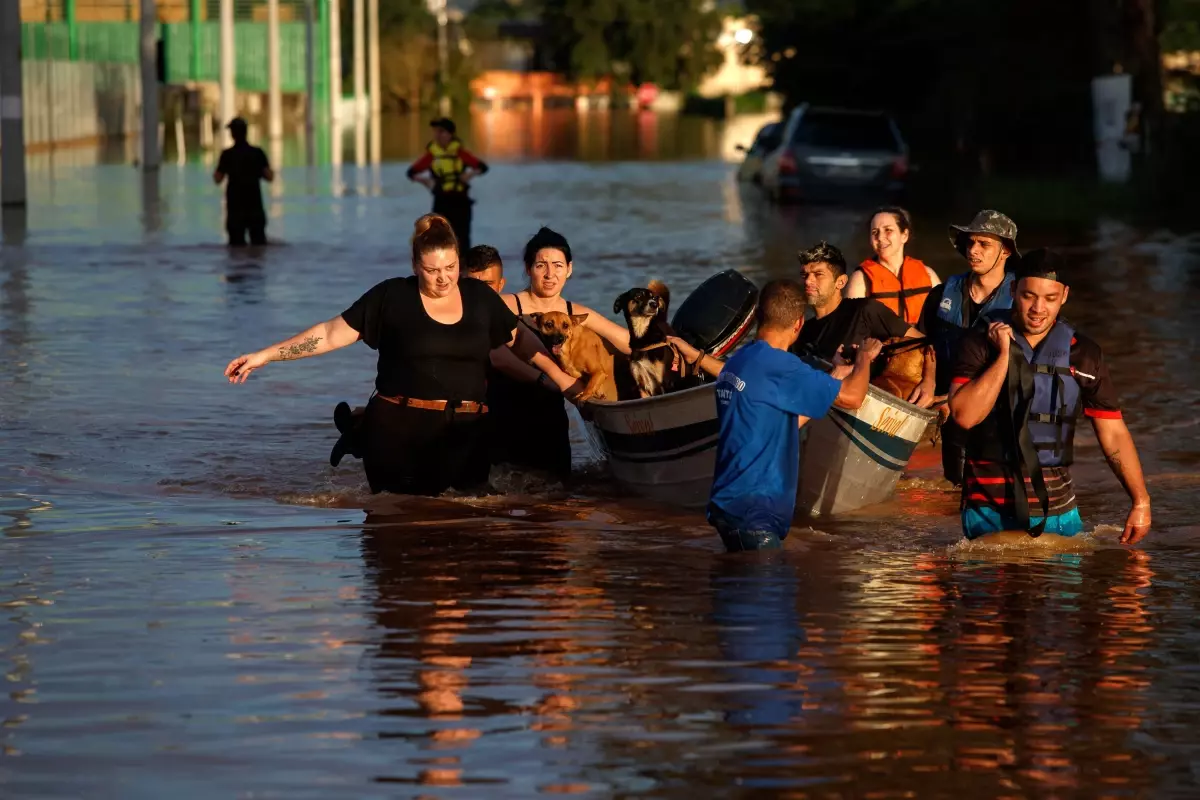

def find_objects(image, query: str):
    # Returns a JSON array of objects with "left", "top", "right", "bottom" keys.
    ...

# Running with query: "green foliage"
[
  {"left": 1163, "top": 0, "right": 1200, "bottom": 50},
  {"left": 534, "top": 0, "right": 724, "bottom": 90}
]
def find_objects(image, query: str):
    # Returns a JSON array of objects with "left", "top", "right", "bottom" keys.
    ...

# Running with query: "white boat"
[
  {"left": 584, "top": 383, "right": 719, "bottom": 509},
  {"left": 585, "top": 381, "right": 935, "bottom": 516},
  {"left": 795, "top": 384, "right": 936, "bottom": 517}
]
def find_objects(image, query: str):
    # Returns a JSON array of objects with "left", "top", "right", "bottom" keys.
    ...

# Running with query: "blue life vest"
[
  {"left": 934, "top": 271, "right": 1015, "bottom": 381},
  {"left": 1012, "top": 317, "right": 1082, "bottom": 467},
  {"left": 976, "top": 309, "right": 1082, "bottom": 468}
]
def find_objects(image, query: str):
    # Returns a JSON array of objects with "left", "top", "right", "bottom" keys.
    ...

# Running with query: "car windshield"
[{"left": 792, "top": 111, "right": 899, "bottom": 151}]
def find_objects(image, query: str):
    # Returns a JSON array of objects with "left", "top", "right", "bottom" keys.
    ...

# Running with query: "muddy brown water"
[{"left": 2, "top": 111, "right": 1200, "bottom": 797}]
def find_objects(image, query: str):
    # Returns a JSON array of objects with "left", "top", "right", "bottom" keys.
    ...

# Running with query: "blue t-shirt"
[{"left": 708, "top": 340, "right": 841, "bottom": 537}]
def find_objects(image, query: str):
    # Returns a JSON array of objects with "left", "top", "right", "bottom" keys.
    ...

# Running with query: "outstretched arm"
[
  {"left": 1091, "top": 415, "right": 1152, "bottom": 544},
  {"left": 833, "top": 338, "right": 882, "bottom": 409},
  {"left": 224, "top": 315, "right": 361, "bottom": 383},
  {"left": 667, "top": 336, "right": 723, "bottom": 377},
  {"left": 572, "top": 303, "right": 632, "bottom": 354}
]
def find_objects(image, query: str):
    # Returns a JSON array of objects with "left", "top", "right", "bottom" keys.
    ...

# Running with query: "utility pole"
[
  {"left": 268, "top": 0, "right": 282, "bottom": 140},
  {"left": 220, "top": 0, "right": 236, "bottom": 146},
  {"left": 368, "top": 0, "right": 380, "bottom": 116},
  {"left": 304, "top": 0, "right": 316, "bottom": 167},
  {"left": 0, "top": 0, "right": 27, "bottom": 208},
  {"left": 427, "top": 0, "right": 449, "bottom": 115},
  {"left": 330, "top": 0, "right": 343, "bottom": 127},
  {"left": 139, "top": 0, "right": 160, "bottom": 171},
  {"left": 353, "top": 0, "right": 365, "bottom": 119}
]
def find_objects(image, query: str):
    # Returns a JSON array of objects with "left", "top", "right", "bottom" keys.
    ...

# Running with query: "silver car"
[{"left": 760, "top": 105, "right": 909, "bottom": 204}]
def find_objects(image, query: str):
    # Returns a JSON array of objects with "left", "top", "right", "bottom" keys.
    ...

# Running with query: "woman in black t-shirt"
[{"left": 224, "top": 214, "right": 580, "bottom": 495}]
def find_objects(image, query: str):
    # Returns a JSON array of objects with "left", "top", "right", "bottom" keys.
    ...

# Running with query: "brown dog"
[
  {"left": 871, "top": 337, "right": 928, "bottom": 401},
  {"left": 529, "top": 311, "right": 620, "bottom": 403}
]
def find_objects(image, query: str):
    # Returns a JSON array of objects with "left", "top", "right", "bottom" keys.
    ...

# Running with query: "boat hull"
[
  {"left": 586, "top": 382, "right": 935, "bottom": 516},
  {"left": 584, "top": 384, "right": 718, "bottom": 509},
  {"left": 796, "top": 385, "right": 936, "bottom": 517}
]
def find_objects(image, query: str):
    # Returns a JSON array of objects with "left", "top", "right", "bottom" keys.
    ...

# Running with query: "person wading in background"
[
  {"left": 406, "top": 118, "right": 489, "bottom": 250},
  {"left": 213, "top": 117, "right": 274, "bottom": 247}
]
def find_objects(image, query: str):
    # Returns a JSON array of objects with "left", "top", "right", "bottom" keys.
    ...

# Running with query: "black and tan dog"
[
  {"left": 529, "top": 311, "right": 623, "bottom": 403},
  {"left": 614, "top": 280, "right": 701, "bottom": 398}
]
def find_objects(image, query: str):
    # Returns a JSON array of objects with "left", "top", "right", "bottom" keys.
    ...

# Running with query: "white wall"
[{"left": 21, "top": 60, "right": 142, "bottom": 148}]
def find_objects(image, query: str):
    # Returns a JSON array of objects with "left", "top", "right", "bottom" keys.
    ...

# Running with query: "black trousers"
[
  {"left": 432, "top": 192, "right": 473, "bottom": 251},
  {"left": 361, "top": 397, "right": 491, "bottom": 496},
  {"left": 227, "top": 215, "right": 267, "bottom": 246}
]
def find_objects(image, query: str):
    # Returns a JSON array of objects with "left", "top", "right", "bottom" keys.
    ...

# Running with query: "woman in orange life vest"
[{"left": 845, "top": 207, "right": 942, "bottom": 326}]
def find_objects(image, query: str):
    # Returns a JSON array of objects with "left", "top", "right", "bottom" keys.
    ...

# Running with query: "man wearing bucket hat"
[
  {"left": 916, "top": 209, "right": 1019, "bottom": 485},
  {"left": 406, "top": 118, "right": 489, "bottom": 250},
  {"left": 948, "top": 248, "right": 1151, "bottom": 545},
  {"left": 213, "top": 117, "right": 274, "bottom": 246}
]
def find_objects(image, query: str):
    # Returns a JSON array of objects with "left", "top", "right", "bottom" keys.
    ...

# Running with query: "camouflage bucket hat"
[{"left": 948, "top": 210, "right": 1020, "bottom": 258}]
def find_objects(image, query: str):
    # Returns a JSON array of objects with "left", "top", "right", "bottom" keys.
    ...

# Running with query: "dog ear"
[
  {"left": 613, "top": 291, "right": 634, "bottom": 315},
  {"left": 528, "top": 312, "right": 543, "bottom": 327},
  {"left": 570, "top": 313, "right": 589, "bottom": 326}
]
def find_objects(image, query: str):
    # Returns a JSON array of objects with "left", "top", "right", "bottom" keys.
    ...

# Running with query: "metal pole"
[
  {"left": 368, "top": 0, "right": 380, "bottom": 115},
  {"left": 0, "top": 0, "right": 28, "bottom": 208},
  {"left": 329, "top": 0, "right": 342, "bottom": 128},
  {"left": 305, "top": 0, "right": 316, "bottom": 167},
  {"left": 268, "top": 0, "right": 282, "bottom": 140},
  {"left": 353, "top": 0, "right": 365, "bottom": 120},
  {"left": 219, "top": 0, "right": 236, "bottom": 146},
  {"left": 140, "top": 0, "right": 160, "bottom": 171},
  {"left": 437, "top": 8, "right": 449, "bottom": 114},
  {"left": 190, "top": 0, "right": 202, "bottom": 81}
]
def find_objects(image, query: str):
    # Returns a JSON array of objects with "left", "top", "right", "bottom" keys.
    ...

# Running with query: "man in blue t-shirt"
[{"left": 707, "top": 279, "right": 881, "bottom": 552}]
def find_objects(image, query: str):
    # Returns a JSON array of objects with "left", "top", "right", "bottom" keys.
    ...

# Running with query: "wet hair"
[
  {"left": 870, "top": 206, "right": 912, "bottom": 234},
  {"left": 523, "top": 227, "right": 572, "bottom": 270},
  {"left": 464, "top": 244, "right": 502, "bottom": 275},
  {"left": 756, "top": 279, "right": 808, "bottom": 330},
  {"left": 797, "top": 241, "right": 848, "bottom": 278},
  {"left": 411, "top": 213, "right": 458, "bottom": 264}
]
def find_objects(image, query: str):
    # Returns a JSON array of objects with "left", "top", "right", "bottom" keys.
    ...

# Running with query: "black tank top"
[{"left": 512, "top": 294, "right": 574, "bottom": 321}]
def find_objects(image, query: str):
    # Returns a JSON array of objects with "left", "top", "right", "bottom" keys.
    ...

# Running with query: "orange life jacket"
[{"left": 859, "top": 256, "right": 933, "bottom": 324}]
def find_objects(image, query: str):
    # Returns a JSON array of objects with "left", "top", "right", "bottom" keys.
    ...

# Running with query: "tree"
[{"left": 534, "top": 0, "right": 724, "bottom": 91}]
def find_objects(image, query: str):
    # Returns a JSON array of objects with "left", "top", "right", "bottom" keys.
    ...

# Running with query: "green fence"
[{"left": 20, "top": 14, "right": 329, "bottom": 106}]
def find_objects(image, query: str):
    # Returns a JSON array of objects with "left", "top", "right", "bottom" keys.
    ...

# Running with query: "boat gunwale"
[{"left": 584, "top": 381, "right": 715, "bottom": 414}]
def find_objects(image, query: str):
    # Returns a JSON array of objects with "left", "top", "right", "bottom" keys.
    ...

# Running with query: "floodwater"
[{"left": 3, "top": 110, "right": 1200, "bottom": 797}]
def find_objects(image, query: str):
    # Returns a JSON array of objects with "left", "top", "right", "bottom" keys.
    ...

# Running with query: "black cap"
[
  {"left": 429, "top": 117, "right": 456, "bottom": 135},
  {"left": 226, "top": 116, "right": 248, "bottom": 132},
  {"left": 1013, "top": 247, "right": 1068, "bottom": 287}
]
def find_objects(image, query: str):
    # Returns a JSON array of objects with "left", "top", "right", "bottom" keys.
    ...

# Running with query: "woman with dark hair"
[
  {"left": 845, "top": 206, "right": 941, "bottom": 326},
  {"left": 489, "top": 227, "right": 631, "bottom": 478},
  {"left": 223, "top": 214, "right": 579, "bottom": 496}
]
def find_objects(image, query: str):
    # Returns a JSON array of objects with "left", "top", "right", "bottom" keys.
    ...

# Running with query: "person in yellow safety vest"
[{"left": 406, "top": 118, "right": 489, "bottom": 250}]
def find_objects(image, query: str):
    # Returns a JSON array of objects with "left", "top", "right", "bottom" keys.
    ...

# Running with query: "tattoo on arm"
[
  {"left": 1105, "top": 448, "right": 1123, "bottom": 473},
  {"left": 277, "top": 336, "right": 322, "bottom": 360}
]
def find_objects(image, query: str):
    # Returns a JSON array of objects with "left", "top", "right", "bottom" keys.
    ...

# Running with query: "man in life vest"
[
  {"left": 916, "top": 209, "right": 1019, "bottom": 486},
  {"left": 406, "top": 118, "right": 489, "bottom": 250},
  {"left": 845, "top": 207, "right": 941, "bottom": 325},
  {"left": 948, "top": 249, "right": 1151, "bottom": 544}
]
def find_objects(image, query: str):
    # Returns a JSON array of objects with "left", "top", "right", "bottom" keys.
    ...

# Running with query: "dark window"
[
  {"left": 752, "top": 123, "right": 782, "bottom": 154},
  {"left": 792, "top": 111, "right": 899, "bottom": 151}
]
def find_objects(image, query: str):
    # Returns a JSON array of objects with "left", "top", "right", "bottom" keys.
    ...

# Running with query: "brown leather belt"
[{"left": 376, "top": 393, "right": 487, "bottom": 414}]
